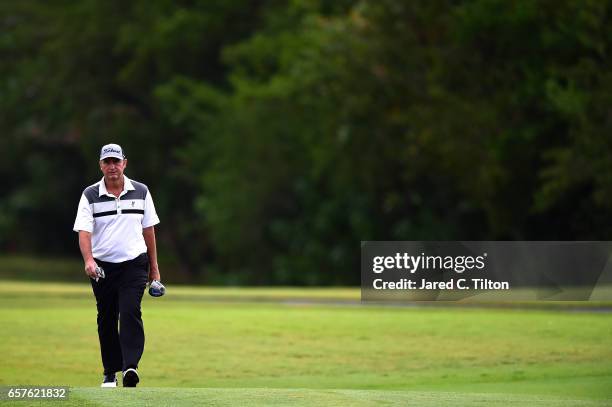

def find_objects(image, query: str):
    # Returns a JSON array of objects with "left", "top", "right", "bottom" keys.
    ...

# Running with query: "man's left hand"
[{"left": 148, "top": 266, "right": 161, "bottom": 283}]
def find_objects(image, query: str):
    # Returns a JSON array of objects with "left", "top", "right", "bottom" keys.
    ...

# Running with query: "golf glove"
[{"left": 94, "top": 265, "right": 105, "bottom": 282}]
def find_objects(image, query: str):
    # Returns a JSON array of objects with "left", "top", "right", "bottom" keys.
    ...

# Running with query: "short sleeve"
[
  {"left": 142, "top": 190, "right": 160, "bottom": 228},
  {"left": 73, "top": 194, "right": 94, "bottom": 233}
]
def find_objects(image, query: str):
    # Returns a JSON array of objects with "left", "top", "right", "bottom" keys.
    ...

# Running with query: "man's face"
[{"left": 100, "top": 157, "right": 127, "bottom": 182}]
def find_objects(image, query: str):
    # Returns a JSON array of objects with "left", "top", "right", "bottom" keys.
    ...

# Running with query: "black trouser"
[{"left": 90, "top": 253, "right": 149, "bottom": 375}]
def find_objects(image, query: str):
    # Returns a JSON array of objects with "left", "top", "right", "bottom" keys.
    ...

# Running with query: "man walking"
[{"left": 73, "top": 143, "right": 161, "bottom": 388}]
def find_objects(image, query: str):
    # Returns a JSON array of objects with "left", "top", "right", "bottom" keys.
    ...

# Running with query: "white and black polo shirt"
[{"left": 73, "top": 175, "right": 160, "bottom": 263}]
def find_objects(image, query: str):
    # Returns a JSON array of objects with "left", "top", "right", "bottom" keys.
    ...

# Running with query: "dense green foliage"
[{"left": 1, "top": 0, "right": 611, "bottom": 284}]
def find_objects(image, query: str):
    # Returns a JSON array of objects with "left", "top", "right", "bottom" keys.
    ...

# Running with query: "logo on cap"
[{"left": 103, "top": 147, "right": 121, "bottom": 154}]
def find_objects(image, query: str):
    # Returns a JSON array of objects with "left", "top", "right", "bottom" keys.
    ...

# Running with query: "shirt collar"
[{"left": 98, "top": 175, "right": 135, "bottom": 197}]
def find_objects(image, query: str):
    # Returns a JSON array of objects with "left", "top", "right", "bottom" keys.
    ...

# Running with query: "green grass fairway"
[
  {"left": 0, "top": 281, "right": 611, "bottom": 406},
  {"left": 2, "top": 388, "right": 610, "bottom": 407}
]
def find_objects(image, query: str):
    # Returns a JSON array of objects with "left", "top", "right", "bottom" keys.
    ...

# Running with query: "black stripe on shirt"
[
  {"left": 93, "top": 210, "right": 118, "bottom": 218},
  {"left": 122, "top": 209, "right": 145, "bottom": 215}
]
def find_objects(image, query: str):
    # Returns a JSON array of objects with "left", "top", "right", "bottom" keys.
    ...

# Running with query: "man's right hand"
[{"left": 85, "top": 259, "right": 98, "bottom": 279}]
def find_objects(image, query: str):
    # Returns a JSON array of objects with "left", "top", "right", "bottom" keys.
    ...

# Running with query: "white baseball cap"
[{"left": 100, "top": 143, "right": 125, "bottom": 160}]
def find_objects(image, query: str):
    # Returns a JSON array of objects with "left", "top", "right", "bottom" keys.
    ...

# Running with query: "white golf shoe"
[
  {"left": 101, "top": 373, "right": 117, "bottom": 388},
  {"left": 122, "top": 368, "right": 139, "bottom": 387}
]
